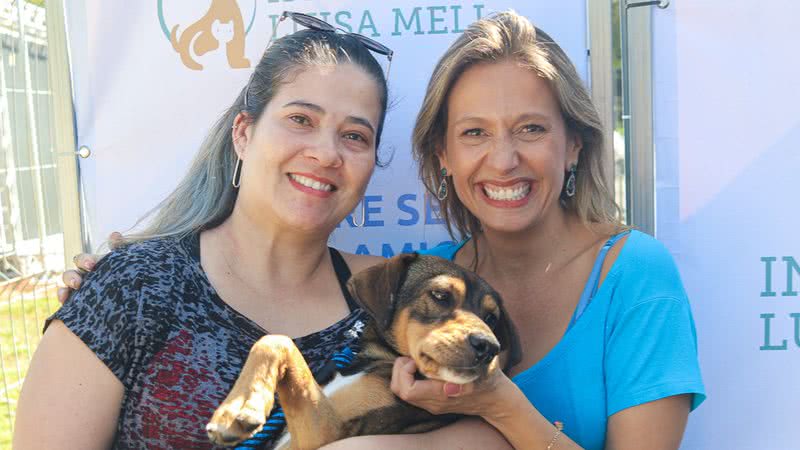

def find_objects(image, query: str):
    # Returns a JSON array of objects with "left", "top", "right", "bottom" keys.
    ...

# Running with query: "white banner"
[
  {"left": 65, "top": 0, "right": 587, "bottom": 255},
  {"left": 654, "top": 1, "right": 800, "bottom": 448}
]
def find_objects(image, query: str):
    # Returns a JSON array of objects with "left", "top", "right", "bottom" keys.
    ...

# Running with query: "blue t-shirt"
[{"left": 420, "top": 230, "right": 705, "bottom": 450}]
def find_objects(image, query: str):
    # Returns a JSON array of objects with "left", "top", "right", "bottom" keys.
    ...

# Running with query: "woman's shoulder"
[
  {"left": 71, "top": 235, "right": 200, "bottom": 308},
  {"left": 94, "top": 235, "right": 192, "bottom": 276},
  {"left": 615, "top": 230, "right": 679, "bottom": 273},
  {"left": 64, "top": 237, "right": 199, "bottom": 314},
  {"left": 609, "top": 230, "right": 689, "bottom": 306},
  {"left": 50, "top": 236, "right": 192, "bottom": 388},
  {"left": 58, "top": 235, "right": 199, "bottom": 328}
]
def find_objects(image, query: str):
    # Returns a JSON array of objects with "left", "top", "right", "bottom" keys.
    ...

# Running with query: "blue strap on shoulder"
[{"left": 566, "top": 231, "right": 631, "bottom": 332}]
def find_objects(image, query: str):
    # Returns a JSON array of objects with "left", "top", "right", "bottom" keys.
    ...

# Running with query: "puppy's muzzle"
[{"left": 468, "top": 333, "right": 500, "bottom": 365}]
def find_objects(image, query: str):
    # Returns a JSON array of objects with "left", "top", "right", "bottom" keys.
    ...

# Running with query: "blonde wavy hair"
[{"left": 412, "top": 11, "right": 624, "bottom": 241}]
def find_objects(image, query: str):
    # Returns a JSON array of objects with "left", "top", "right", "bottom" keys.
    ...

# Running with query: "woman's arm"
[
  {"left": 13, "top": 320, "right": 124, "bottom": 450},
  {"left": 605, "top": 394, "right": 691, "bottom": 450},
  {"left": 320, "top": 395, "right": 691, "bottom": 450},
  {"left": 319, "top": 367, "right": 690, "bottom": 449},
  {"left": 318, "top": 357, "right": 582, "bottom": 450},
  {"left": 387, "top": 358, "right": 691, "bottom": 449},
  {"left": 484, "top": 392, "right": 690, "bottom": 450},
  {"left": 319, "top": 417, "right": 511, "bottom": 450},
  {"left": 478, "top": 379, "right": 582, "bottom": 450}
]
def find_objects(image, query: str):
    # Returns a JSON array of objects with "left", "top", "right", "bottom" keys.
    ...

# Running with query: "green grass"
[{"left": 0, "top": 280, "right": 60, "bottom": 449}]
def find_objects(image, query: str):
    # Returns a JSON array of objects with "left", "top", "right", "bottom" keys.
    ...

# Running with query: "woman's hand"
[
  {"left": 57, "top": 232, "right": 125, "bottom": 304},
  {"left": 391, "top": 356, "right": 584, "bottom": 449},
  {"left": 389, "top": 356, "right": 513, "bottom": 420}
]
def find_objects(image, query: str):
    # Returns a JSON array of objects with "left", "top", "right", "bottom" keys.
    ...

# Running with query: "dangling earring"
[
  {"left": 232, "top": 156, "right": 243, "bottom": 188},
  {"left": 565, "top": 163, "right": 577, "bottom": 198},
  {"left": 352, "top": 198, "right": 366, "bottom": 227},
  {"left": 437, "top": 168, "right": 448, "bottom": 201},
  {"left": 231, "top": 123, "right": 244, "bottom": 189}
]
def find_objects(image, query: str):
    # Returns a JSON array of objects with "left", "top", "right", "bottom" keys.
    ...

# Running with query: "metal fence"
[{"left": 0, "top": 0, "right": 66, "bottom": 446}]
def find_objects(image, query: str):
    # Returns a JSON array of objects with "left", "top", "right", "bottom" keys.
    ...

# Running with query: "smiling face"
[
  {"left": 233, "top": 63, "right": 382, "bottom": 234},
  {"left": 439, "top": 60, "right": 582, "bottom": 234}
]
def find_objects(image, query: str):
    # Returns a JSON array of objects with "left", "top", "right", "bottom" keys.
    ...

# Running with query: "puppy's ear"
[
  {"left": 347, "top": 253, "right": 417, "bottom": 329},
  {"left": 495, "top": 298, "right": 522, "bottom": 372}
]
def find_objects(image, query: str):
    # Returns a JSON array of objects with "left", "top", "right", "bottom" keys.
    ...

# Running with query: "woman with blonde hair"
[{"left": 324, "top": 10, "right": 705, "bottom": 450}]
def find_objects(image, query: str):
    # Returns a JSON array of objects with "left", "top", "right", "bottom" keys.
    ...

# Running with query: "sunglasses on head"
[
  {"left": 279, "top": 11, "right": 393, "bottom": 66},
  {"left": 244, "top": 11, "right": 394, "bottom": 108}
]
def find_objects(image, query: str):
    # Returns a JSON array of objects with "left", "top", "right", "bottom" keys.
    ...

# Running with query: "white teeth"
[
  {"left": 483, "top": 183, "right": 530, "bottom": 201},
  {"left": 290, "top": 174, "right": 333, "bottom": 192}
]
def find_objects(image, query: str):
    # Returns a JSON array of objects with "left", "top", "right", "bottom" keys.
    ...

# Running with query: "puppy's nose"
[{"left": 468, "top": 333, "right": 500, "bottom": 365}]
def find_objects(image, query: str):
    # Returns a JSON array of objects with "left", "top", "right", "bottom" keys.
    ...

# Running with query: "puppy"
[{"left": 206, "top": 253, "right": 521, "bottom": 449}]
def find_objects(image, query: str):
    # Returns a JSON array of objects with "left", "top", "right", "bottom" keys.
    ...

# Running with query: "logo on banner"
[
  {"left": 759, "top": 256, "right": 800, "bottom": 350},
  {"left": 157, "top": 0, "right": 257, "bottom": 71}
]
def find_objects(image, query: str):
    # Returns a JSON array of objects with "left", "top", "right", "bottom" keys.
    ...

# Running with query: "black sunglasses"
[
  {"left": 244, "top": 11, "right": 394, "bottom": 108},
  {"left": 278, "top": 11, "right": 393, "bottom": 69}
]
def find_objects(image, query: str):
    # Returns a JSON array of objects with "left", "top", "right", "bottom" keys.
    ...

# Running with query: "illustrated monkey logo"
[{"left": 170, "top": 0, "right": 251, "bottom": 70}]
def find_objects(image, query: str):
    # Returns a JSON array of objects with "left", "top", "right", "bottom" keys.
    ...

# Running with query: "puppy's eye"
[
  {"left": 484, "top": 313, "right": 498, "bottom": 329},
  {"left": 429, "top": 290, "right": 452, "bottom": 306}
]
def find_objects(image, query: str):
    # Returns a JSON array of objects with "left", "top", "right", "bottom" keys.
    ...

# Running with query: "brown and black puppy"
[{"left": 206, "top": 253, "right": 521, "bottom": 450}]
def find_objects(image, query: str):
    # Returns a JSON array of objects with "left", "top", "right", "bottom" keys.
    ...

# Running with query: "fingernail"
[
  {"left": 71, "top": 280, "right": 79, "bottom": 289},
  {"left": 444, "top": 383, "right": 462, "bottom": 396}
]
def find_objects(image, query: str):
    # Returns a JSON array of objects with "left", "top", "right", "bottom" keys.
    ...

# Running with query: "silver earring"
[
  {"left": 352, "top": 199, "right": 366, "bottom": 227},
  {"left": 232, "top": 156, "right": 243, "bottom": 188},
  {"left": 437, "top": 168, "right": 448, "bottom": 201},
  {"left": 565, "top": 163, "right": 577, "bottom": 198}
]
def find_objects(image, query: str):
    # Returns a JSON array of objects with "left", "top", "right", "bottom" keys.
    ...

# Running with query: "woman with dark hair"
[{"left": 14, "top": 17, "right": 393, "bottom": 449}]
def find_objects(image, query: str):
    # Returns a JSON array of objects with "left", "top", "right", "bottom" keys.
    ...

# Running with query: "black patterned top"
[{"left": 47, "top": 233, "right": 367, "bottom": 449}]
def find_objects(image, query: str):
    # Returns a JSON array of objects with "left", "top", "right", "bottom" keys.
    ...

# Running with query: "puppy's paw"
[{"left": 206, "top": 389, "right": 274, "bottom": 446}]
